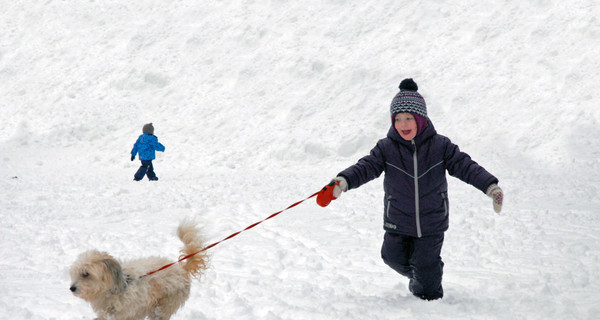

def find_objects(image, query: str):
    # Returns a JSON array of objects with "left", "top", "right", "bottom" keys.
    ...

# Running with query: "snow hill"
[{"left": 1, "top": 1, "right": 599, "bottom": 319}]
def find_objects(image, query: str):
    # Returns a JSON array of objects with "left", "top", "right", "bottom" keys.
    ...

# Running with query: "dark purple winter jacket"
[{"left": 337, "top": 120, "right": 498, "bottom": 238}]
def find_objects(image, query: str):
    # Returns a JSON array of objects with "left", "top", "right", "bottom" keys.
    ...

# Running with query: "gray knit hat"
[
  {"left": 390, "top": 78, "right": 427, "bottom": 118},
  {"left": 142, "top": 123, "right": 154, "bottom": 134}
]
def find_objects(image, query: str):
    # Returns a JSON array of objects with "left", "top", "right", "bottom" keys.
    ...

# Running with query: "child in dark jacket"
[
  {"left": 319, "top": 79, "right": 503, "bottom": 300},
  {"left": 130, "top": 123, "right": 165, "bottom": 181}
]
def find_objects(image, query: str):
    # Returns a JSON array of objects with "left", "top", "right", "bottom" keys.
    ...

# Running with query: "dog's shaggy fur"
[{"left": 69, "top": 220, "right": 209, "bottom": 320}]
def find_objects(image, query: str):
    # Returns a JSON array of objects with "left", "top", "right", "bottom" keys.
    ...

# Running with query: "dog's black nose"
[{"left": 70, "top": 286, "right": 77, "bottom": 292}]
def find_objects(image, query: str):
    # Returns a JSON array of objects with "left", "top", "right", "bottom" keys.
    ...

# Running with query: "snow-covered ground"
[{"left": 1, "top": 1, "right": 599, "bottom": 319}]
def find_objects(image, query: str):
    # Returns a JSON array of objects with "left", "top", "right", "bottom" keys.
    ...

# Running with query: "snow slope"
[{"left": 1, "top": 1, "right": 599, "bottom": 319}]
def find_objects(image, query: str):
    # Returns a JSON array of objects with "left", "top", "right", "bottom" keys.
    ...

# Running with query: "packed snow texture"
[{"left": 1, "top": 1, "right": 599, "bottom": 319}]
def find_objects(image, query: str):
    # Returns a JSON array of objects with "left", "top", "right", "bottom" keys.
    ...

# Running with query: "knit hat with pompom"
[
  {"left": 142, "top": 123, "right": 154, "bottom": 135},
  {"left": 390, "top": 78, "right": 428, "bottom": 136}
]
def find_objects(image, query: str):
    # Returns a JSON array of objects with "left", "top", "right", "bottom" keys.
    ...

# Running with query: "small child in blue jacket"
[{"left": 130, "top": 123, "right": 165, "bottom": 181}]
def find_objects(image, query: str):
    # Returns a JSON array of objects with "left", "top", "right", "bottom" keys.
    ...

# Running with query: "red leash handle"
[
  {"left": 144, "top": 190, "right": 321, "bottom": 277},
  {"left": 316, "top": 180, "right": 340, "bottom": 207}
]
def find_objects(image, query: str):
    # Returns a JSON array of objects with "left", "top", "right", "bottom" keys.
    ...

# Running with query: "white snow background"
[{"left": 1, "top": 1, "right": 599, "bottom": 319}]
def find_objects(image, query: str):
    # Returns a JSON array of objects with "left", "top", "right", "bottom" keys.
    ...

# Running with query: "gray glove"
[
  {"left": 486, "top": 184, "right": 503, "bottom": 213},
  {"left": 332, "top": 176, "right": 348, "bottom": 199}
]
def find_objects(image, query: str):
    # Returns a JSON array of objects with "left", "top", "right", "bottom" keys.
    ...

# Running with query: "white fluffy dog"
[{"left": 69, "top": 220, "right": 209, "bottom": 320}]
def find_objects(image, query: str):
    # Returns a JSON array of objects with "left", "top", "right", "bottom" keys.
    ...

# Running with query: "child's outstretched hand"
[
  {"left": 131, "top": 155, "right": 135, "bottom": 161},
  {"left": 316, "top": 177, "right": 348, "bottom": 207},
  {"left": 486, "top": 184, "right": 503, "bottom": 213}
]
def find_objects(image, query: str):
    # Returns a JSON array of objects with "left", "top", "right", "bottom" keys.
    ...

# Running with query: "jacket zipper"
[
  {"left": 386, "top": 195, "right": 392, "bottom": 218},
  {"left": 442, "top": 192, "right": 448, "bottom": 216},
  {"left": 412, "top": 140, "right": 422, "bottom": 238}
]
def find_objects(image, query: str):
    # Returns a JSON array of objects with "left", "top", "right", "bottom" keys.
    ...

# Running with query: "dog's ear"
[{"left": 103, "top": 258, "right": 127, "bottom": 294}]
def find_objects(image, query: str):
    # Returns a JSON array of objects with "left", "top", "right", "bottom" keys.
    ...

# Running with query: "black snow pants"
[
  {"left": 381, "top": 232, "right": 444, "bottom": 300},
  {"left": 134, "top": 160, "right": 158, "bottom": 181}
]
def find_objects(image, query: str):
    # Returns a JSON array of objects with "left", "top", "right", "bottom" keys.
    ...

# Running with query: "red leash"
[{"left": 143, "top": 190, "right": 322, "bottom": 278}]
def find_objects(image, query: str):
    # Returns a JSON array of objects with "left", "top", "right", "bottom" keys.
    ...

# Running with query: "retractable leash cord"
[{"left": 141, "top": 186, "right": 337, "bottom": 279}]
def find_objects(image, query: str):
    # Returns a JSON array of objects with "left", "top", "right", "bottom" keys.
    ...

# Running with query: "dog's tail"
[{"left": 177, "top": 219, "right": 209, "bottom": 278}]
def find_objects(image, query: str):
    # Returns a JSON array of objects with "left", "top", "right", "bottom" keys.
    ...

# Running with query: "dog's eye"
[{"left": 82, "top": 272, "right": 90, "bottom": 278}]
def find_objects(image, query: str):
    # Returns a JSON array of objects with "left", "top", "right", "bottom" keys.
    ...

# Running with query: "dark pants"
[
  {"left": 134, "top": 160, "right": 158, "bottom": 181},
  {"left": 381, "top": 232, "right": 444, "bottom": 300}
]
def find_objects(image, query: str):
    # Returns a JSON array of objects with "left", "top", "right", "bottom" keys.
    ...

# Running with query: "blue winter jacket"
[
  {"left": 131, "top": 133, "right": 165, "bottom": 161},
  {"left": 338, "top": 120, "right": 498, "bottom": 238}
]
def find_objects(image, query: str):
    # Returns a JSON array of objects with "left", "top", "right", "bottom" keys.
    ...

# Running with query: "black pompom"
[{"left": 399, "top": 78, "right": 418, "bottom": 91}]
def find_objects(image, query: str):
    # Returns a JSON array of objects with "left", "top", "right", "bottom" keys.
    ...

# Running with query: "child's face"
[{"left": 394, "top": 113, "right": 418, "bottom": 140}]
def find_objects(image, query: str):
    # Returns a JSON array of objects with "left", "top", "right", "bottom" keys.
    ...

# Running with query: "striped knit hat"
[
  {"left": 390, "top": 78, "right": 428, "bottom": 136},
  {"left": 390, "top": 78, "right": 427, "bottom": 118}
]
